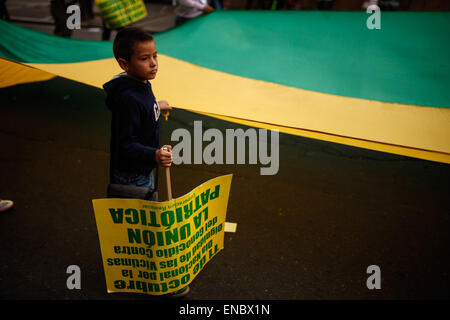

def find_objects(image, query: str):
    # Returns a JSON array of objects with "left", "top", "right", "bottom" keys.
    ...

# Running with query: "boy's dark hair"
[{"left": 113, "top": 27, "right": 154, "bottom": 61}]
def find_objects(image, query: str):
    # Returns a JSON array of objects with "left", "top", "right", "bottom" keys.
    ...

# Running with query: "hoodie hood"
[{"left": 103, "top": 73, "right": 149, "bottom": 110}]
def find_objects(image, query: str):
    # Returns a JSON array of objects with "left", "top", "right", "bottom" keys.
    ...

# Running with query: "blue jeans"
[{"left": 113, "top": 170, "right": 155, "bottom": 191}]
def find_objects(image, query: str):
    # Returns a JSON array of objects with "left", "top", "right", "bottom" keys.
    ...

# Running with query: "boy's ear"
[{"left": 117, "top": 58, "right": 129, "bottom": 72}]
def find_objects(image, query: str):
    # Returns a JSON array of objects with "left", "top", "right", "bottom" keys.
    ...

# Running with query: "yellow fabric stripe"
[
  {"left": 26, "top": 58, "right": 121, "bottom": 89},
  {"left": 154, "top": 55, "right": 450, "bottom": 155},
  {"left": 0, "top": 58, "right": 55, "bottom": 88},
  {"left": 195, "top": 110, "right": 450, "bottom": 164},
  {"left": 20, "top": 55, "right": 450, "bottom": 160}
]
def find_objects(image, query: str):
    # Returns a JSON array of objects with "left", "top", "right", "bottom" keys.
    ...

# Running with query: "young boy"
[
  {"left": 103, "top": 27, "right": 172, "bottom": 193},
  {"left": 103, "top": 27, "right": 189, "bottom": 298}
]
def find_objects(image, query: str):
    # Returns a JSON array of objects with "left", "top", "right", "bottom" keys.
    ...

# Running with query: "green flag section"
[
  {"left": 0, "top": 19, "right": 112, "bottom": 63},
  {"left": 155, "top": 11, "right": 450, "bottom": 109},
  {"left": 1, "top": 11, "right": 449, "bottom": 107},
  {"left": 1, "top": 12, "right": 449, "bottom": 164}
]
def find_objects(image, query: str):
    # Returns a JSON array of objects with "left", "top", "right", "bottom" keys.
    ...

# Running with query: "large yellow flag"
[{"left": 92, "top": 174, "right": 232, "bottom": 295}]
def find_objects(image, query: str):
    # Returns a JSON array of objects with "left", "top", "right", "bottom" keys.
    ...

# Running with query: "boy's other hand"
[
  {"left": 156, "top": 145, "right": 172, "bottom": 167},
  {"left": 159, "top": 100, "right": 172, "bottom": 120},
  {"left": 203, "top": 5, "right": 214, "bottom": 13}
]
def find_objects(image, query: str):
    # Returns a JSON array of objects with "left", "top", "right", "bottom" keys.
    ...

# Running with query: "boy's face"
[{"left": 119, "top": 40, "right": 158, "bottom": 82}]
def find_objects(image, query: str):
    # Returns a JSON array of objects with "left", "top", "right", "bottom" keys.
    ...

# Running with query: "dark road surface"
[{"left": 1, "top": 77, "right": 449, "bottom": 301}]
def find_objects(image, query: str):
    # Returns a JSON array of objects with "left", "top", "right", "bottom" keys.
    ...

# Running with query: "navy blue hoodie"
[{"left": 103, "top": 73, "right": 161, "bottom": 181}]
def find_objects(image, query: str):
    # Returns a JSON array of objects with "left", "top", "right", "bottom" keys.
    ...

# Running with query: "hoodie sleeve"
[{"left": 116, "top": 97, "right": 158, "bottom": 166}]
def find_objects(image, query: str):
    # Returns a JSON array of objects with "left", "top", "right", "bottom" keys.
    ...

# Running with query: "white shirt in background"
[{"left": 175, "top": 0, "right": 208, "bottom": 18}]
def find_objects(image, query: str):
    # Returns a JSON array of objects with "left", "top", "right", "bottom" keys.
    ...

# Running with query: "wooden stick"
[
  {"left": 162, "top": 146, "right": 173, "bottom": 200},
  {"left": 165, "top": 166, "right": 172, "bottom": 200}
]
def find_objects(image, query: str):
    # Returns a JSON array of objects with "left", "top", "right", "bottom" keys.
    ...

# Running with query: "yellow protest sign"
[
  {"left": 95, "top": 0, "right": 148, "bottom": 29},
  {"left": 92, "top": 174, "right": 232, "bottom": 295}
]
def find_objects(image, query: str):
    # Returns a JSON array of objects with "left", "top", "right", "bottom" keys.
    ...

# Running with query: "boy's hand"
[
  {"left": 158, "top": 100, "right": 172, "bottom": 121},
  {"left": 158, "top": 100, "right": 172, "bottom": 112},
  {"left": 203, "top": 5, "right": 214, "bottom": 13},
  {"left": 155, "top": 145, "right": 172, "bottom": 167}
]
